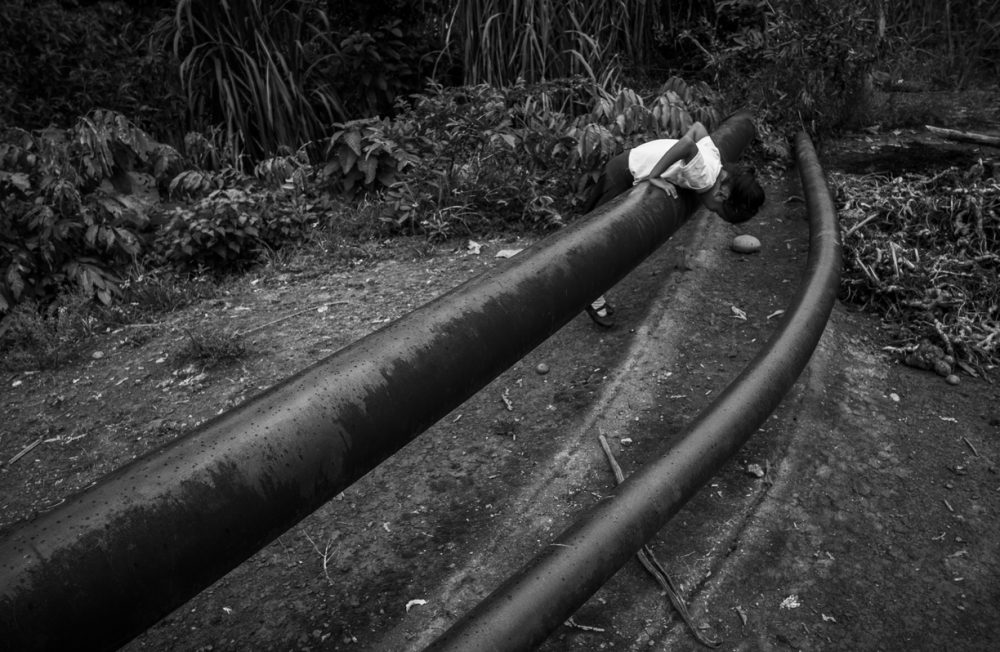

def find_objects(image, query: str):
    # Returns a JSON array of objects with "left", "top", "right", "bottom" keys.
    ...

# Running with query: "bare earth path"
[{"left": 2, "top": 136, "right": 998, "bottom": 651}]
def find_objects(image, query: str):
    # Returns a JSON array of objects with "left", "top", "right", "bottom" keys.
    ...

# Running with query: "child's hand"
[{"left": 649, "top": 178, "right": 678, "bottom": 198}]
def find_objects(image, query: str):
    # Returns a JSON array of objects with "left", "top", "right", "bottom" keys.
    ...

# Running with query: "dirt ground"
[{"left": 2, "top": 100, "right": 999, "bottom": 651}]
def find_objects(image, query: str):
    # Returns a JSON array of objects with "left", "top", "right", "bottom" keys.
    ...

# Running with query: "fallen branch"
[
  {"left": 7, "top": 437, "right": 43, "bottom": 465},
  {"left": 926, "top": 125, "right": 1000, "bottom": 148},
  {"left": 844, "top": 212, "right": 880, "bottom": 238},
  {"left": 597, "top": 434, "right": 721, "bottom": 648},
  {"left": 302, "top": 532, "right": 335, "bottom": 584},
  {"left": 564, "top": 618, "right": 606, "bottom": 633},
  {"left": 237, "top": 301, "right": 348, "bottom": 337}
]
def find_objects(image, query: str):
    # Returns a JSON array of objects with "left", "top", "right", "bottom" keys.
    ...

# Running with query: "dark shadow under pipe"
[
  {"left": 0, "top": 117, "right": 757, "bottom": 651},
  {"left": 423, "top": 131, "right": 842, "bottom": 651}
]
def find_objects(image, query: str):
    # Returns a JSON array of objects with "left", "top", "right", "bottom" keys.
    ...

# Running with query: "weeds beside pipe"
[{"left": 423, "top": 131, "right": 841, "bottom": 651}]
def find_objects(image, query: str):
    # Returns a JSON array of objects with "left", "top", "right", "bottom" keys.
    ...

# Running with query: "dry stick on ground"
[
  {"left": 302, "top": 532, "right": 335, "bottom": 585},
  {"left": 7, "top": 437, "right": 43, "bottom": 465},
  {"left": 237, "top": 301, "right": 349, "bottom": 337},
  {"left": 597, "top": 434, "right": 722, "bottom": 648},
  {"left": 844, "top": 212, "right": 880, "bottom": 238},
  {"left": 925, "top": 125, "right": 1000, "bottom": 148}
]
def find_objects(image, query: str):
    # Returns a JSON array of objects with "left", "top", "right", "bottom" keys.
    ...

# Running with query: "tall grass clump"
[
  {"left": 442, "top": 0, "right": 660, "bottom": 87},
  {"left": 158, "top": 0, "right": 344, "bottom": 167}
]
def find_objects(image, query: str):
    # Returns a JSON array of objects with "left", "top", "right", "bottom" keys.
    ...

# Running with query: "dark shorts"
[{"left": 582, "top": 150, "right": 634, "bottom": 213}]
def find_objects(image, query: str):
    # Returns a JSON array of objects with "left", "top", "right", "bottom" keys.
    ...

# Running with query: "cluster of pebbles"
[{"left": 903, "top": 339, "right": 961, "bottom": 385}]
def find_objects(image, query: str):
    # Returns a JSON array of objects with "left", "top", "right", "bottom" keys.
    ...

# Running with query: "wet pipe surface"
[{"left": 0, "top": 117, "right": 757, "bottom": 651}]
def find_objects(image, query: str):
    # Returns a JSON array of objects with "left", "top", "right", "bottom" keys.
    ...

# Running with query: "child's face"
[
  {"left": 702, "top": 170, "right": 731, "bottom": 218},
  {"left": 713, "top": 169, "right": 732, "bottom": 204}
]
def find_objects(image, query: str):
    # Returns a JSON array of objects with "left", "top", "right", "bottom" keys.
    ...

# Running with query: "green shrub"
[
  {"left": 152, "top": 187, "right": 312, "bottom": 272},
  {"left": 377, "top": 83, "right": 572, "bottom": 237},
  {"left": 0, "top": 112, "right": 167, "bottom": 311},
  {"left": 153, "top": 190, "right": 264, "bottom": 271},
  {"left": 370, "top": 77, "right": 716, "bottom": 239},
  {"left": 317, "top": 120, "right": 420, "bottom": 198},
  {"left": 334, "top": 19, "right": 425, "bottom": 118}
]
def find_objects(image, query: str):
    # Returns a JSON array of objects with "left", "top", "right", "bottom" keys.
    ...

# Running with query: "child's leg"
[
  {"left": 582, "top": 150, "right": 631, "bottom": 328},
  {"left": 582, "top": 151, "right": 633, "bottom": 213}
]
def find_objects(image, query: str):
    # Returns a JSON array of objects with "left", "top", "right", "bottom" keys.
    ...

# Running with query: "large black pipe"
[
  {"left": 0, "top": 116, "right": 756, "bottom": 651},
  {"left": 423, "top": 131, "right": 841, "bottom": 651}
]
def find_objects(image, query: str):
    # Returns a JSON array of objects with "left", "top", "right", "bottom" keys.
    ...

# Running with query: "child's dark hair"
[{"left": 722, "top": 165, "right": 765, "bottom": 224}]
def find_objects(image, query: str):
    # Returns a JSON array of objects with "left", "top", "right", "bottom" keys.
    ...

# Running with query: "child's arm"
[{"left": 641, "top": 122, "right": 711, "bottom": 181}]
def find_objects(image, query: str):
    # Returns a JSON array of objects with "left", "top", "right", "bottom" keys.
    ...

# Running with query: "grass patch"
[
  {"left": 0, "top": 292, "right": 98, "bottom": 371},
  {"left": 101, "top": 273, "right": 219, "bottom": 326},
  {"left": 176, "top": 326, "right": 249, "bottom": 367}
]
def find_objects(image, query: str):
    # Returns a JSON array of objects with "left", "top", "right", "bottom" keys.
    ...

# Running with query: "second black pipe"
[{"left": 424, "top": 130, "right": 842, "bottom": 651}]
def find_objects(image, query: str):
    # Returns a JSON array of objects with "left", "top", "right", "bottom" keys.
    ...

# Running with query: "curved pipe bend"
[{"left": 424, "top": 131, "right": 842, "bottom": 651}]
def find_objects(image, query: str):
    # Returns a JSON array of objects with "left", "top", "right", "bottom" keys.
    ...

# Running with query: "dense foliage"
[
  {"left": 0, "top": 0, "right": 179, "bottom": 134},
  {"left": 878, "top": 0, "right": 1000, "bottom": 86},
  {"left": 2, "top": 0, "right": 999, "bottom": 367},
  {"left": 673, "top": 1, "right": 878, "bottom": 134},
  {"left": 0, "top": 109, "right": 313, "bottom": 310},
  {"left": 3, "top": 0, "right": 994, "bottom": 148},
  {"left": 374, "top": 78, "right": 720, "bottom": 235},
  {"left": 0, "top": 111, "right": 170, "bottom": 310},
  {"left": 0, "top": 78, "right": 716, "bottom": 311}
]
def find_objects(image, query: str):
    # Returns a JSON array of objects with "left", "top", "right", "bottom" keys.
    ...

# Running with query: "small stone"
[
  {"left": 535, "top": 362, "right": 550, "bottom": 375},
  {"left": 92, "top": 350, "right": 105, "bottom": 359},
  {"left": 946, "top": 374, "right": 960, "bottom": 385},
  {"left": 731, "top": 234, "right": 761, "bottom": 254}
]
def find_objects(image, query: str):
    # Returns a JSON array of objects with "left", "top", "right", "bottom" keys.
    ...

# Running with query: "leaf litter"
[{"left": 830, "top": 158, "right": 1000, "bottom": 370}]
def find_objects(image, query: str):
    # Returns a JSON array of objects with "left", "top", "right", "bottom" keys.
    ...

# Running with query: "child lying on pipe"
[{"left": 583, "top": 121, "right": 765, "bottom": 328}]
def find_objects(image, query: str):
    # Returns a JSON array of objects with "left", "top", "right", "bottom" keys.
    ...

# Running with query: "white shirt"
[{"left": 627, "top": 136, "right": 722, "bottom": 192}]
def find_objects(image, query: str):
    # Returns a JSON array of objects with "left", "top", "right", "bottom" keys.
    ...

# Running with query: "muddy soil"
[{"left": 2, "top": 114, "right": 999, "bottom": 651}]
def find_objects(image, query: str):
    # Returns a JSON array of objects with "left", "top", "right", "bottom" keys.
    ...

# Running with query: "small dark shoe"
[{"left": 585, "top": 302, "right": 616, "bottom": 328}]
